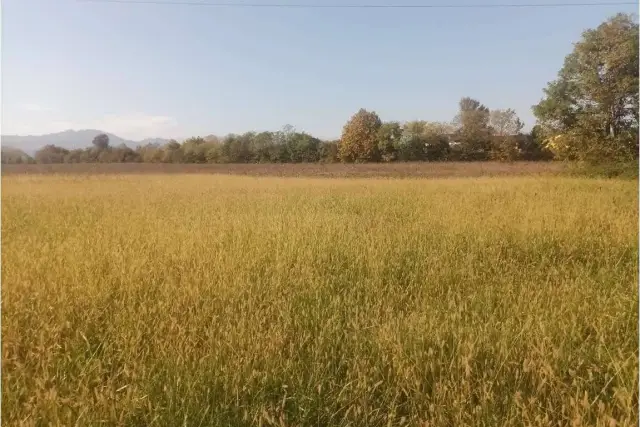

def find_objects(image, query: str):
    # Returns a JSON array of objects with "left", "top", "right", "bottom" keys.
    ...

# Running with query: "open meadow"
[{"left": 1, "top": 171, "right": 638, "bottom": 426}]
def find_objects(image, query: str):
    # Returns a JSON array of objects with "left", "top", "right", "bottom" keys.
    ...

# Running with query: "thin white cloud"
[{"left": 19, "top": 103, "right": 53, "bottom": 112}]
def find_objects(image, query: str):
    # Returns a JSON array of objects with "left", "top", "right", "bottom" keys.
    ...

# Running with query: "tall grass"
[{"left": 2, "top": 175, "right": 638, "bottom": 426}]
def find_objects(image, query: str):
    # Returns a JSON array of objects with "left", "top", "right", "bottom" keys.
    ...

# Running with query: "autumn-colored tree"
[{"left": 339, "top": 109, "right": 382, "bottom": 162}]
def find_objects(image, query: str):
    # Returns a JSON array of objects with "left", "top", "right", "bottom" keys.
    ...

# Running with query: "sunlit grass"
[{"left": 2, "top": 174, "right": 638, "bottom": 426}]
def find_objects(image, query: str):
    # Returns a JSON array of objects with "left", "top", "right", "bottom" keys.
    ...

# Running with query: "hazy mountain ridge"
[{"left": 1, "top": 130, "right": 173, "bottom": 155}]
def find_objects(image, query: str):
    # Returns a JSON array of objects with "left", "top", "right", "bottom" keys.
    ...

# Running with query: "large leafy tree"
[
  {"left": 533, "top": 13, "right": 639, "bottom": 161},
  {"left": 339, "top": 109, "right": 382, "bottom": 162},
  {"left": 453, "top": 97, "right": 492, "bottom": 160}
]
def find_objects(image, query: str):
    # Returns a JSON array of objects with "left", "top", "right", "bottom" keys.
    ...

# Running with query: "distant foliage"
[
  {"left": 21, "top": 14, "right": 635, "bottom": 169},
  {"left": 454, "top": 97, "right": 493, "bottom": 161},
  {"left": 92, "top": 133, "right": 110, "bottom": 150},
  {"left": 23, "top": 117, "right": 550, "bottom": 165},
  {"left": 377, "top": 121, "right": 403, "bottom": 162},
  {"left": 1, "top": 148, "right": 35, "bottom": 164},
  {"left": 35, "top": 145, "right": 70, "bottom": 164}
]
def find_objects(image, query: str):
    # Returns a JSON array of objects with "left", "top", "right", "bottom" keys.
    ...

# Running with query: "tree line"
[
  {"left": 21, "top": 106, "right": 550, "bottom": 166},
  {"left": 4, "top": 13, "right": 637, "bottom": 166}
]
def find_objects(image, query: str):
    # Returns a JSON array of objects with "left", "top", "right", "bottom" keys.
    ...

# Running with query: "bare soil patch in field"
[{"left": 1, "top": 161, "right": 565, "bottom": 178}]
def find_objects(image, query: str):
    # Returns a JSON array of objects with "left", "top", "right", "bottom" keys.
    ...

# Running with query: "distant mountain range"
[{"left": 1, "top": 130, "right": 173, "bottom": 155}]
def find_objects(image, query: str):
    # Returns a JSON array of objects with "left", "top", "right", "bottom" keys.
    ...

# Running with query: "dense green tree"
[
  {"left": 92, "top": 133, "right": 110, "bottom": 150},
  {"left": 339, "top": 109, "right": 382, "bottom": 162},
  {"left": 182, "top": 137, "right": 208, "bottom": 163},
  {"left": 162, "top": 140, "right": 183, "bottom": 163},
  {"left": 533, "top": 13, "right": 639, "bottom": 162},
  {"left": 377, "top": 121, "right": 403, "bottom": 161},
  {"left": 288, "top": 133, "right": 321, "bottom": 163},
  {"left": 392, "top": 121, "right": 453, "bottom": 161},
  {"left": 319, "top": 140, "right": 339, "bottom": 163},
  {"left": 394, "top": 121, "right": 427, "bottom": 161},
  {"left": 269, "top": 143, "right": 291, "bottom": 163},
  {"left": 219, "top": 134, "right": 253, "bottom": 163},
  {"left": 517, "top": 129, "right": 553, "bottom": 161},
  {"left": 424, "top": 135, "right": 450, "bottom": 161},
  {"left": 205, "top": 144, "right": 222, "bottom": 163},
  {"left": 422, "top": 122, "right": 453, "bottom": 161},
  {"left": 269, "top": 125, "right": 299, "bottom": 163},
  {"left": 250, "top": 132, "right": 276, "bottom": 163}
]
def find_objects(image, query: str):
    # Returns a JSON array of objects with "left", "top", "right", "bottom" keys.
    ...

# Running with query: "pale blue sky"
[{"left": 2, "top": 0, "right": 636, "bottom": 140}]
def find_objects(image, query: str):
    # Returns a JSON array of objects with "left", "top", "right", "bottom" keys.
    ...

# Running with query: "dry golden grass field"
[{"left": 1, "top": 171, "right": 638, "bottom": 426}]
